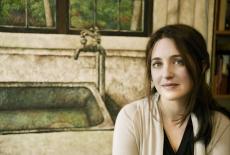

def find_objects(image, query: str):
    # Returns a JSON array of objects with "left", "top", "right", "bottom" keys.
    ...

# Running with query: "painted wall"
[
  {"left": 0, "top": 35, "right": 148, "bottom": 155},
  {"left": 0, "top": 0, "right": 215, "bottom": 154}
]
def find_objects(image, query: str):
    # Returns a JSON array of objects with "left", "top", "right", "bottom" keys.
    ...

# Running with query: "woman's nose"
[{"left": 162, "top": 64, "right": 174, "bottom": 79}]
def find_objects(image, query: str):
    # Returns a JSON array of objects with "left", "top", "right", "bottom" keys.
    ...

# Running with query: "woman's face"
[{"left": 151, "top": 38, "right": 193, "bottom": 102}]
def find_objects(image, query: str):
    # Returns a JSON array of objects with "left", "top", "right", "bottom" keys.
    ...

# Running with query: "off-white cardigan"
[{"left": 112, "top": 94, "right": 230, "bottom": 155}]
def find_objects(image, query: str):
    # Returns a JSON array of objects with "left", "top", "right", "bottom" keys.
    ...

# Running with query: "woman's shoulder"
[
  {"left": 207, "top": 111, "right": 230, "bottom": 153},
  {"left": 116, "top": 97, "right": 149, "bottom": 122},
  {"left": 120, "top": 97, "right": 148, "bottom": 115},
  {"left": 211, "top": 111, "right": 230, "bottom": 138},
  {"left": 212, "top": 111, "right": 230, "bottom": 128}
]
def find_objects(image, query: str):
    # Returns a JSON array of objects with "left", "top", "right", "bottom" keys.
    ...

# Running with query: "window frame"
[{"left": 0, "top": 0, "right": 153, "bottom": 36}]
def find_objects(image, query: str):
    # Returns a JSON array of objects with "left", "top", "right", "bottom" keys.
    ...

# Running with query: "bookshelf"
[{"left": 212, "top": 0, "right": 230, "bottom": 104}]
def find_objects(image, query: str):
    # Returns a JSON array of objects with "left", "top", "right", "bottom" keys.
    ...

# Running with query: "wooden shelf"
[
  {"left": 216, "top": 30, "right": 230, "bottom": 35},
  {"left": 214, "top": 95, "right": 230, "bottom": 100}
]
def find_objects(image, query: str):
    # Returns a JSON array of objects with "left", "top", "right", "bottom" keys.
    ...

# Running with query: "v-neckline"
[{"left": 163, "top": 117, "right": 193, "bottom": 155}]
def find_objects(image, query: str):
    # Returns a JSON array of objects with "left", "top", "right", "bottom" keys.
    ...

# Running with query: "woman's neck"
[{"left": 159, "top": 97, "right": 187, "bottom": 122}]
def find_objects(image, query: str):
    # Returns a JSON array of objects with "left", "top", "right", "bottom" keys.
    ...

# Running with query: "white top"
[{"left": 112, "top": 94, "right": 230, "bottom": 155}]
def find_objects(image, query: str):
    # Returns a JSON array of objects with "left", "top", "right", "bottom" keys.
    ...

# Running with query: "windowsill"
[{"left": 0, "top": 32, "right": 148, "bottom": 51}]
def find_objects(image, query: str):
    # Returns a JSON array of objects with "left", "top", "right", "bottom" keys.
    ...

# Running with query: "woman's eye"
[
  {"left": 174, "top": 59, "right": 185, "bottom": 65},
  {"left": 152, "top": 62, "right": 162, "bottom": 68}
]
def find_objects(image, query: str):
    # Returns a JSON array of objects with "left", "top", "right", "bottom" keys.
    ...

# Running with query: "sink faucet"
[{"left": 74, "top": 27, "right": 106, "bottom": 100}]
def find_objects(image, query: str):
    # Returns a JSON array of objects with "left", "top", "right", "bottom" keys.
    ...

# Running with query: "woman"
[{"left": 112, "top": 24, "right": 230, "bottom": 155}]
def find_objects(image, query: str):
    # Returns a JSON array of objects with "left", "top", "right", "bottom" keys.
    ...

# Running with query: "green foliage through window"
[
  {"left": 0, "top": 0, "right": 26, "bottom": 26},
  {"left": 0, "top": 0, "right": 56, "bottom": 28},
  {"left": 69, "top": 0, "right": 143, "bottom": 31},
  {"left": 0, "top": 0, "right": 150, "bottom": 35}
]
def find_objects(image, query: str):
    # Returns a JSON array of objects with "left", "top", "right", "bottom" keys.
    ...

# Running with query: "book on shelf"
[{"left": 214, "top": 54, "right": 230, "bottom": 95}]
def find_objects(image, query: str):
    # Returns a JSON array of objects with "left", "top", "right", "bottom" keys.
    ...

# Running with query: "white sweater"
[{"left": 112, "top": 94, "right": 230, "bottom": 155}]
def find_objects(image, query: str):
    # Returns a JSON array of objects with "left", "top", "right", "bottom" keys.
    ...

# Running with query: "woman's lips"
[{"left": 161, "top": 83, "right": 179, "bottom": 89}]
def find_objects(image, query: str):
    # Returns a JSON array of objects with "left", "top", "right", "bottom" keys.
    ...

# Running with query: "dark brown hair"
[{"left": 146, "top": 24, "right": 229, "bottom": 146}]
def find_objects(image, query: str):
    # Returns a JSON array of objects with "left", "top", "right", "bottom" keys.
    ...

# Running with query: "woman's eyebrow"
[
  {"left": 151, "top": 55, "right": 182, "bottom": 61},
  {"left": 171, "top": 54, "right": 182, "bottom": 58},
  {"left": 151, "top": 57, "right": 161, "bottom": 61}
]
